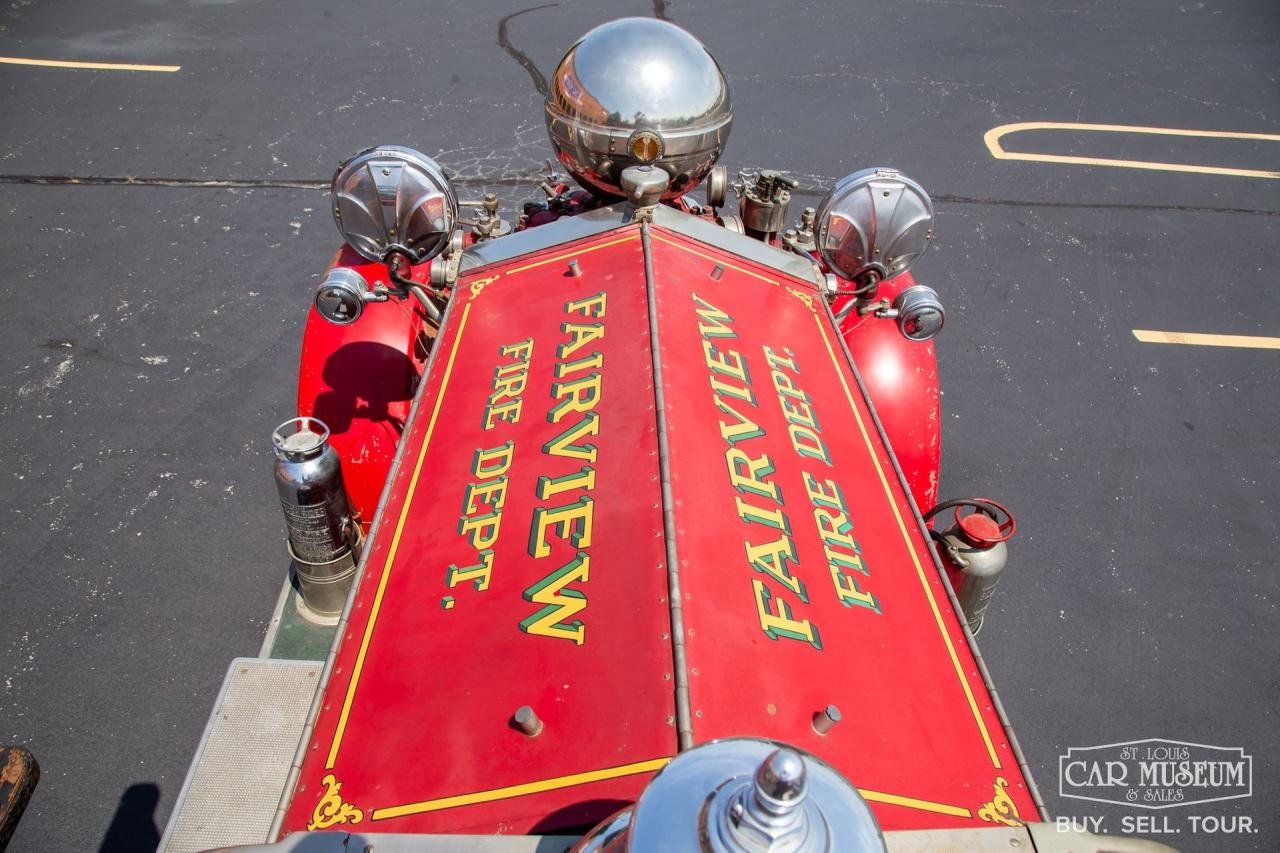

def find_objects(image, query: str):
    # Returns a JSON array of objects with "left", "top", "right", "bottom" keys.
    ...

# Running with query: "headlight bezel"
[
  {"left": 814, "top": 167, "right": 934, "bottom": 284},
  {"left": 330, "top": 145, "right": 459, "bottom": 265}
]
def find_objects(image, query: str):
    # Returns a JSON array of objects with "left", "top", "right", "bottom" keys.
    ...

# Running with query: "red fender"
[
  {"left": 834, "top": 271, "right": 941, "bottom": 511},
  {"left": 296, "top": 246, "right": 432, "bottom": 527}
]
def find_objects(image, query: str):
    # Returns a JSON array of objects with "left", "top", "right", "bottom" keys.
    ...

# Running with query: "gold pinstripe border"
[
  {"left": 859, "top": 788, "right": 972, "bottom": 818},
  {"left": 371, "top": 758, "right": 672, "bottom": 820},
  {"left": 367, "top": 759, "right": 972, "bottom": 821},
  {"left": 505, "top": 232, "right": 639, "bottom": 275},
  {"left": 325, "top": 302, "right": 473, "bottom": 769},
  {"left": 810, "top": 312, "right": 1002, "bottom": 769}
]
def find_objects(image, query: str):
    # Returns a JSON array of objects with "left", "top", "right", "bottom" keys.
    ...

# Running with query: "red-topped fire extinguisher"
[{"left": 924, "top": 498, "right": 1016, "bottom": 635}]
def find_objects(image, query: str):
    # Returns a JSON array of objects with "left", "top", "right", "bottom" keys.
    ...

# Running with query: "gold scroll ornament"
[
  {"left": 308, "top": 773, "right": 365, "bottom": 830},
  {"left": 977, "top": 776, "right": 1024, "bottom": 827}
]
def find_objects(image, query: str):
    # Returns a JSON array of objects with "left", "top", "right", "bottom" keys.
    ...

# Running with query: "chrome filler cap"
[{"left": 616, "top": 738, "right": 886, "bottom": 852}]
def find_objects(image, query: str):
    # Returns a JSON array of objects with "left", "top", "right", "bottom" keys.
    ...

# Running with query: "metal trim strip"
[
  {"left": 459, "top": 207, "right": 627, "bottom": 272},
  {"left": 641, "top": 219, "right": 694, "bottom": 751}
]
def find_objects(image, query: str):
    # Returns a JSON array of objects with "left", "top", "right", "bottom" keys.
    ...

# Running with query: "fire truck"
[{"left": 154, "top": 17, "right": 1174, "bottom": 853}]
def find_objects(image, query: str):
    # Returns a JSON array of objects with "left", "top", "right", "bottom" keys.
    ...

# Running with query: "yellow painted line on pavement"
[
  {"left": 985, "top": 122, "right": 1280, "bottom": 179},
  {"left": 0, "top": 56, "right": 180, "bottom": 72},
  {"left": 1133, "top": 330, "right": 1280, "bottom": 350}
]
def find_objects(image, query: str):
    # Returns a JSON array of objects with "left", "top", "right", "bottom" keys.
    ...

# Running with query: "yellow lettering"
[
  {"left": 804, "top": 474, "right": 880, "bottom": 613},
  {"left": 702, "top": 340, "right": 750, "bottom": 383},
  {"left": 725, "top": 448, "right": 781, "bottom": 502},
  {"left": 471, "top": 442, "right": 515, "bottom": 479},
  {"left": 752, "top": 580, "right": 822, "bottom": 649},
  {"left": 557, "top": 323, "right": 604, "bottom": 359},
  {"left": 543, "top": 412, "right": 600, "bottom": 462},
  {"left": 537, "top": 466, "right": 597, "bottom": 500},
  {"left": 490, "top": 363, "right": 529, "bottom": 399},
  {"left": 734, "top": 496, "right": 790, "bottom": 533},
  {"left": 463, "top": 477, "right": 509, "bottom": 515},
  {"left": 763, "top": 345, "right": 798, "bottom": 372},
  {"left": 483, "top": 399, "right": 522, "bottom": 430},
  {"left": 789, "top": 424, "right": 832, "bottom": 466},
  {"left": 815, "top": 507, "right": 856, "bottom": 550},
  {"left": 781, "top": 395, "right": 819, "bottom": 431},
  {"left": 693, "top": 293, "right": 736, "bottom": 339},
  {"left": 549, "top": 373, "right": 602, "bottom": 423},
  {"left": 566, "top": 291, "right": 606, "bottom": 318},
  {"left": 447, "top": 550, "right": 494, "bottom": 592},
  {"left": 802, "top": 473, "right": 843, "bottom": 509},
  {"left": 519, "top": 552, "right": 590, "bottom": 644},
  {"left": 771, "top": 369, "right": 806, "bottom": 400},
  {"left": 710, "top": 376, "right": 756, "bottom": 405},
  {"left": 745, "top": 535, "right": 806, "bottom": 601},
  {"left": 500, "top": 338, "right": 535, "bottom": 361},
  {"left": 528, "top": 497, "right": 594, "bottom": 558},
  {"left": 717, "top": 397, "right": 765, "bottom": 446},
  {"left": 554, "top": 351, "right": 604, "bottom": 378},
  {"left": 459, "top": 512, "right": 501, "bottom": 551}
]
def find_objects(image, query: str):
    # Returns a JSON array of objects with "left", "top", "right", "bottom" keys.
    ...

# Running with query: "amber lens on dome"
[{"left": 631, "top": 135, "right": 660, "bottom": 162}]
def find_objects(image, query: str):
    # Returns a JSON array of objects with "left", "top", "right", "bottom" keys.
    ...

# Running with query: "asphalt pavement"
[{"left": 1, "top": 1, "right": 1277, "bottom": 851}]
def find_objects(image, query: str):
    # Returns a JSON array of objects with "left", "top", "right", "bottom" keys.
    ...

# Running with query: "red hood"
[{"left": 279, "top": 212, "right": 1039, "bottom": 838}]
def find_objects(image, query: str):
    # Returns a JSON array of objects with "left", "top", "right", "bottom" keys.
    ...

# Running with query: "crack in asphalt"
[
  {"left": 497, "top": 3, "right": 558, "bottom": 97},
  {"left": 2, "top": 174, "right": 1276, "bottom": 217},
  {"left": 932, "top": 194, "right": 1280, "bottom": 217},
  {"left": 0, "top": 174, "right": 537, "bottom": 190}
]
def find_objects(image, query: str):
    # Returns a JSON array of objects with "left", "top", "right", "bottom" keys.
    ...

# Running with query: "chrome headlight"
[
  {"left": 313, "top": 268, "right": 370, "bottom": 326},
  {"left": 815, "top": 168, "right": 934, "bottom": 282},
  {"left": 331, "top": 145, "right": 458, "bottom": 264}
]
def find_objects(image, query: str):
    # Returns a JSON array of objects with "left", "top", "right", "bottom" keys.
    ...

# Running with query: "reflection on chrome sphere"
[{"left": 545, "top": 17, "right": 732, "bottom": 199}]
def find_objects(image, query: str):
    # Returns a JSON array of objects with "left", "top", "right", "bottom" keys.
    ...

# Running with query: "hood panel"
[
  {"left": 280, "top": 216, "right": 1039, "bottom": 838},
  {"left": 648, "top": 231, "right": 1039, "bottom": 830},
  {"left": 281, "top": 226, "right": 676, "bottom": 836}
]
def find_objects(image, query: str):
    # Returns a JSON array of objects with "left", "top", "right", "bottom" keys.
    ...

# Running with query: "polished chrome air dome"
[{"left": 545, "top": 17, "right": 732, "bottom": 199}]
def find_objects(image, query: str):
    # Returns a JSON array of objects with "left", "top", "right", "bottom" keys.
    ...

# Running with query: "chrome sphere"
[{"left": 545, "top": 17, "right": 732, "bottom": 200}]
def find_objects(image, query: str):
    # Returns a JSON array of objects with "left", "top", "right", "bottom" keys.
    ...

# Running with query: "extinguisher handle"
[{"left": 923, "top": 498, "right": 1016, "bottom": 546}]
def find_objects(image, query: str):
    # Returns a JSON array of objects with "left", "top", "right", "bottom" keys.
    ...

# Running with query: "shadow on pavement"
[{"left": 96, "top": 783, "right": 159, "bottom": 853}]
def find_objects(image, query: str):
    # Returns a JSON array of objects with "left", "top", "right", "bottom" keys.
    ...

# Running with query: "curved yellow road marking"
[
  {"left": 985, "top": 122, "right": 1280, "bottom": 179},
  {"left": 1133, "top": 330, "right": 1280, "bottom": 349},
  {"left": 0, "top": 56, "right": 180, "bottom": 72}
]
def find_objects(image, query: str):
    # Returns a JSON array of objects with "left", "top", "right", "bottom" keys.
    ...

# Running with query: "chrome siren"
[
  {"left": 545, "top": 17, "right": 732, "bottom": 200},
  {"left": 330, "top": 145, "right": 458, "bottom": 264},
  {"left": 815, "top": 168, "right": 934, "bottom": 284}
]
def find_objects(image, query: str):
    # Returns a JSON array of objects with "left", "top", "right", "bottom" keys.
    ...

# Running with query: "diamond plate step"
[{"left": 160, "top": 658, "right": 320, "bottom": 853}]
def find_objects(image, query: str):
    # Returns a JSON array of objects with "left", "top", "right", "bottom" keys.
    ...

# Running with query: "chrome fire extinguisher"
[
  {"left": 271, "top": 417, "right": 361, "bottom": 621},
  {"left": 924, "top": 498, "right": 1016, "bottom": 635}
]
